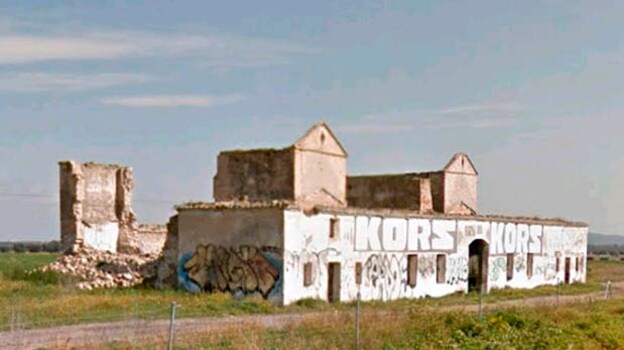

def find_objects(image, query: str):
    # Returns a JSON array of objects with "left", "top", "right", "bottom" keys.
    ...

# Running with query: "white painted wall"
[
  {"left": 282, "top": 210, "right": 588, "bottom": 305},
  {"left": 83, "top": 222, "right": 119, "bottom": 252}
]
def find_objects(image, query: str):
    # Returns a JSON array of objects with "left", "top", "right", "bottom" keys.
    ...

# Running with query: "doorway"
[
  {"left": 468, "top": 239, "right": 489, "bottom": 292},
  {"left": 327, "top": 262, "right": 341, "bottom": 302}
]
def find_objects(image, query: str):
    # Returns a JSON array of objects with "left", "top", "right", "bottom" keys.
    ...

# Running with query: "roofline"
[
  {"left": 294, "top": 121, "right": 349, "bottom": 157},
  {"left": 174, "top": 201, "right": 587, "bottom": 227}
]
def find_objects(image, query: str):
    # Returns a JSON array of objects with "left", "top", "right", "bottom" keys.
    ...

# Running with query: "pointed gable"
[
  {"left": 443, "top": 152, "right": 478, "bottom": 175},
  {"left": 293, "top": 121, "right": 348, "bottom": 157}
]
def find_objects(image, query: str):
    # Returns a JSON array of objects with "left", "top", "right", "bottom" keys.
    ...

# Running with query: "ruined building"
[
  {"left": 59, "top": 161, "right": 166, "bottom": 255},
  {"left": 60, "top": 122, "right": 589, "bottom": 305},
  {"left": 167, "top": 122, "right": 588, "bottom": 305}
]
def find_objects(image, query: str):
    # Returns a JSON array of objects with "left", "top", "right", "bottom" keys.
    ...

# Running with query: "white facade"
[
  {"left": 83, "top": 222, "right": 119, "bottom": 253},
  {"left": 282, "top": 209, "right": 587, "bottom": 305}
]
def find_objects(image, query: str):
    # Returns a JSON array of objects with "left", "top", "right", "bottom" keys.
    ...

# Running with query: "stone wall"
[
  {"left": 213, "top": 149, "right": 295, "bottom": 202},
  {"left": 59, "top": 160, "right": 165, "bottom": 254},
  {"left": 345, "top": 153, "right": 477, "bottom": 215},
  {"left": 118, "top": 224, "right": 168, "bottom": 255},
  {"left": 59, "top": 161, "right": 137, "bottom": 253},
  {"left": 347, "top": 174, "right": 432, "bottom": 212}
]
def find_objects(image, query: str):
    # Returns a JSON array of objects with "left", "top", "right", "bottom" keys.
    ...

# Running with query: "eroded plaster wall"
[
  {"left": 294, "top": 150, "right": 346, "bottom": 206},
  {"left": 59, "top": 161, "right": 137, "bottom": 252},
  {"left": 282, "top": 209, "right": 587, "bottom": 305},
  {"left": 443, "top": 172, "right": 478, "bottom": 214},
  {"left": 175, "top": 207, "right": 285, "bottom": 302},
  {"left": 212, "top": 149, "right": 295, "bottom": 202}
]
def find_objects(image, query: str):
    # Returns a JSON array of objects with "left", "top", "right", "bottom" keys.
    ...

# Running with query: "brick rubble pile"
[{"left": 41, "top": 246, "right": 160, "bottom": 290}]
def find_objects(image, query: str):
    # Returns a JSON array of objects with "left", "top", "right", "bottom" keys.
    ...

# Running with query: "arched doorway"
[{"left": 468, "top": 239, "right": 489, "bottom": 292}]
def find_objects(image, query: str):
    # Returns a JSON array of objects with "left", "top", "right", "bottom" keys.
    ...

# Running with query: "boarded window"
[
  {"left": 556, "top": 256, "right": 561, "bottom": 272},
  {"left": 407, "top": 254, "right": 418, "bottom": 287},
  {"left": 506, "top": 254, "right": 514, "bottom": 281},
  {"left": 577, "top": 256, "right": 582, "bottom": 273},
  {"left": 355, "top": 262, "right": 362, "bottom": 285},
  {"left": 329, "top": 218, "right": 340, "bottom": 239},
  {"left": 436, "top": 254, "right": 446, "bottom": 284},
  {"left": 527, "top": 253, "right": 534, "bottom": 279},
  {"left": 303, "top": 262, "right": 313, "bottom": 287}
]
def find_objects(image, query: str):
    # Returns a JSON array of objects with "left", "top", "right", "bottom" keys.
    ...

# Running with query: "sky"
[{"left": 0, "top": 0, "right": 623, "bottom": 241}]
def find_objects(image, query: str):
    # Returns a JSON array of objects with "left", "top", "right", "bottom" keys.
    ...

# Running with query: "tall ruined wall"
[
  {"left": 346, "top": 174, "right": 431, "bottom": 211},
  {"left": 444, "top": 172, "right": 478, "bottom": 214},
  {"left": 176, "top": 207, "right": 285, "bottom": 302},
  {"left": 213, "top": 149, "right": 295, "bottom": 202},
  {"left": 59, "top": 161, "right": 137, "bottom": 253},
  {"left": 282, "top": 208, "right": 588, "bottom": 305}
]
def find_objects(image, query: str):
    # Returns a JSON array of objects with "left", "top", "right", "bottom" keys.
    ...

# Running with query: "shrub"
[
  {"left": 43, "top": 241, "right": 61, "bottom": 253},
  {"left": 26, "top": 243, "right": 43, "bottom": 253},
  {"left": 12, "top": 243, "right": 26, "bottom": 253}
]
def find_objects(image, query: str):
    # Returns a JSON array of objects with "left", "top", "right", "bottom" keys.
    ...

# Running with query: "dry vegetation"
[{"left": 2, "top": 253, "right": 624, "bottom": 349}]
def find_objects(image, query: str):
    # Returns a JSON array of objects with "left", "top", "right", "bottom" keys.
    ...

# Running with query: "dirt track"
[{"left": 2, "top": 282, "right": 622, "bottom": 350}]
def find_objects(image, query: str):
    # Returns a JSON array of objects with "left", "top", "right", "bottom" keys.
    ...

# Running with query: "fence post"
[
  {"left": 167, "top": 302, "right": 177, "bottom": 350},
  {"left": 556, "top": 278, "right": 560, "bottom": 305},
  {"left": 355, "top": 292, "right": 361, "bottom": 349},
  {"left": 605, "top": 280, "right": 612, "bottom": 299}
]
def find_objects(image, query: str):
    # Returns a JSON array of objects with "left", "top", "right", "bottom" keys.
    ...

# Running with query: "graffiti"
[
  {"left": 179, "top": 245, "right": 282, "bottom": 300},
  {"left": 535, "top": 260, "right": 557, "bottom": 281},
  {"left": 515, "top": 254, "right": 526, "bottom": 273},
  {"left": 418, "top": 255, "right": 436, "bottom": 278},
  {"left": 355, "top": 217, "right": 455, "bottom": 252},
  {"left": 446, "top": 256, "right": 468, "bottom": 285},
  {"left": 285, "top": 247, "right": 339, "bottom": 289},
  {"left": 364, "top": 254, "right": 408, "bottom": 300},
  {"left": 489, "top": 257, "right": 507, "bottom": 281},
  {"left": 352, "top": 216, "right": 551, "bottom": 256}
]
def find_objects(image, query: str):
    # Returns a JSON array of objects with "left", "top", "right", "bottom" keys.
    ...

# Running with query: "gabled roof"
[
  {"left": 443, "top": 152, "right": 478, "bottom": 175},
  {"left": 293, "top": 121, "right": 348, "bottom": 157}
]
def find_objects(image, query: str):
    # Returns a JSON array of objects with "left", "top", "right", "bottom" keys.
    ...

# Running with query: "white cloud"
[
  {"left": 0, "top": 35, "right": 135, "bottom": 63},
  {"left": 101, "top": 94, "right": 245, "bottom": 107},
  {"left": 437, "top": 103, "right": 523, "bottom": 115},
  {"left": 0, "top": 31, "right": 317, "bottom": 67},
  {"left": 0, "top": 72, "right": 153, "bottom": 92},
  {"left": 337, "top": 103, "right": 522, "bottom": 134}
]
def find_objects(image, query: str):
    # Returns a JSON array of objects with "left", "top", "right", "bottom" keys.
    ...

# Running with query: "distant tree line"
[
  {"left": 0, "top": 241, "right": 61, "bottom": 253},
  {"left": 588, "top": 244, "right": 624, "bottom": 255}
]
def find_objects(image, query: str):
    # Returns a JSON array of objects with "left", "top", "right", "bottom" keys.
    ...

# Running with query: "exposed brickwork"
[
  {"left": 59, "top": 161, "right": 164, "bottom": 254},
  {"left": 213, "top": 149, "right": 295, "bottom": 202}
]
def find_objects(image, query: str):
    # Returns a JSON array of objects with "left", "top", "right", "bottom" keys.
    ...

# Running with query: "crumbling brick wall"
[
  {"left": 347, "top": 174, "right": 433, "bottom": 212},
  {"left": 59, "top": 161, "right": 137, "bottom": 252},
  {"left": 213, "top": 149, "right": 295, "bottom": 202}
]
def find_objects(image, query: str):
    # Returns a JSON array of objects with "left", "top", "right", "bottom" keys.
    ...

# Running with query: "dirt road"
[{"left": 2, "top": 282, "right": 622, "bottom": 350}]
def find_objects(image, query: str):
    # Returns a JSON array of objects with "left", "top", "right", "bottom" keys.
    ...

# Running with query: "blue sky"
[{"left": 1, "top": 0, "right": 623, "bottom": 240}]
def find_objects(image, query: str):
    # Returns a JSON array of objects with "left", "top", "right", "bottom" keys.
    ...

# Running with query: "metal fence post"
[
  {"left": 167, "top": 302, "right": 177, "bottom": 350},
  {"left": 355, "top": 292, "right": 361, "bottom": 349},
  {"left": 556, "top": 278, "right": 560, "bottom": 306}
]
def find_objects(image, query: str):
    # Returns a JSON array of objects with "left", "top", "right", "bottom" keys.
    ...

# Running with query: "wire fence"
[{"left": 1, "top": 280, "right": 621, "bottom": 350}]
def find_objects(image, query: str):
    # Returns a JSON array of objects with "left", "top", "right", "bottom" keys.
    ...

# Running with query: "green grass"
[
  {"left": 108, "top": 299, "right": 624, "bottom": 349},
  {"left": 0, "top": 253, "right": 619, "bottom": 333}
]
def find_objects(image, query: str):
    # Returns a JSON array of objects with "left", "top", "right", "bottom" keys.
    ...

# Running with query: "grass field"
[
  {"left": 0, "top": 252, "right": 621, "bottom": 333},
  {"left": 140, "top": 298, "right": 624, "bottom": 349}
]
